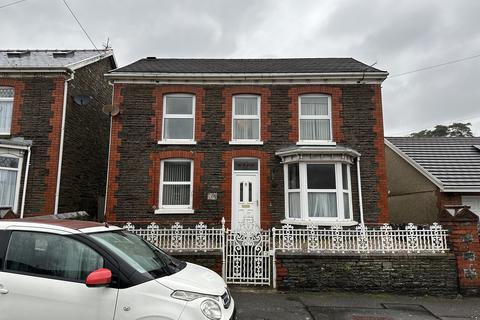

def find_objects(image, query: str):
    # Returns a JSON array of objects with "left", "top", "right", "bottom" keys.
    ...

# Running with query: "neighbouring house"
[
  {"left": 104, "top": 57, "right": 389, "bottom": 229},
  {"left": 0, "top": 49, "right": 116, "bottom": 219},
  {"left": 385, "top": 137, "right": 480, "bottom": 224}
]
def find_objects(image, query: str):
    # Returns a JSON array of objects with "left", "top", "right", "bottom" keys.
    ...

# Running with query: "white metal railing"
[
  {"left": 272, "top": 223, "right": 449, "bottom": 254},
  {"left": 123, "top": 219, "right": 225, "bottom": 252}
]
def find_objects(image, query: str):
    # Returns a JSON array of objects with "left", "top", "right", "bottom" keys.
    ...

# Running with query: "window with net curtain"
[
  {"left": 0, "top": 87, "right": 14, "bottom": 134},
  {"left": 299, "top": 95, "right": 331, "bottom": 142},
  {"left": 162, "top": 94, "right": 195, "bottom": 141},
  {"left": 0, "top": 156, "right": 20, "bottom": 210},
  {"left": 160, "top": 160, "right": 193, "bottom": 208},
  {"left": 286, "top": 162, "right": 352, "bottom": 221},
  {"left": 232, "top": 95, "right": 260, "bottom": 141}
]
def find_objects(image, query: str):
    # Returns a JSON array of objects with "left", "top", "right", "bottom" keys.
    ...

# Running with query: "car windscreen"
[{"left": 90, "top": 230, "right": 185, "bottom": 278}]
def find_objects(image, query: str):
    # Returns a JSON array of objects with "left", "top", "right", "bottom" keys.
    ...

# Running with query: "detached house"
[
  {"left": 0, "top": 49, "right": 116, "bottom": 218},
  {"left": 104, "top": 58, "right": 389, "bottom": 229}
]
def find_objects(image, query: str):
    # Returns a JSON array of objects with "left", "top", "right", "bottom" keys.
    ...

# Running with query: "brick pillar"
[{"left": 440, "top": 207, "right": 480, "bottom": 295}]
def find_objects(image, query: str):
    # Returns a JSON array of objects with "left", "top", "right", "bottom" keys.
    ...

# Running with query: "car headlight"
[
  {"left": 200, "top": 299, "right": 222, "bottom": 320},
  {"left": 171, "top": 290, "right": 217, "bottom": 301}
]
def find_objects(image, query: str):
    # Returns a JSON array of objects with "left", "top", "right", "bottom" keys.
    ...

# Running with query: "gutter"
[{"left": 54, "top": 71, "right": 75, "bottom": 215}]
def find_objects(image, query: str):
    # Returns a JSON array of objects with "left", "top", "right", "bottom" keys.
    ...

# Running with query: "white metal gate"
[{"left": 225, "top": 218, "right": 271, "bottom": 285}]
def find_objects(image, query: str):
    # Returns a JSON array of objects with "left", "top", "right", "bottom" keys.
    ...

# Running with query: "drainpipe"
[
  {"left": 54, "top": 71, "right": 74, "bottom": 215},
  {"left": 19, "top": 145, "right": 31, "bottom": 219},
  {"left": 356, "top": 157, "right": 364, "bottom": 226}
]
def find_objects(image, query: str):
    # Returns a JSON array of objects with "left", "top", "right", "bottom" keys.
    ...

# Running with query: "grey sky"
[{"left": 2, "top": 0, "right": 479, "bottom": 136}]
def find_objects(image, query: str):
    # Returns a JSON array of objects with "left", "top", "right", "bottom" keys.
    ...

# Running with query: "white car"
[{"left": 0, "top": 219, "right": 235, "bottom": 320}]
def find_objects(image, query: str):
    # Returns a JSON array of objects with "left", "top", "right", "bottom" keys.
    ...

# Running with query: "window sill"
[
  {"left": 281, "top": 219, "right": 358, "bottom": 227},
  {"left": 229, "top": 141, "right": 264, "bottom": 145},
  {"left": 296, "top": 141, "right": 337, "bottom": 146},
  {"left": 155, "top": 208, "right": 194, "bottom": 214},
  {"left": 157, "top": 141, "right": 197, "bottom": 145}
]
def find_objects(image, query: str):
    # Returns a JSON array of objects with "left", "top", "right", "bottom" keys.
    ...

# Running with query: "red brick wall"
[
  {"left": 221, "top": 87, "right": 271, "bottom": 142},
  {"left": 288, "top": 86, "right": 344, "bottom": 143}
]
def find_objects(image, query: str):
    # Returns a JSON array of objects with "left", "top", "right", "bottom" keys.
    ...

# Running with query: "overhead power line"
[
  {"left": 62, "top": 0, "right": 99, "bottom": 51},
  {"left": 389, "top": 52, "right": 480, "bottom": 78},
  {"left": 0, "top": 0, "right": 27, "bottom": 10}
]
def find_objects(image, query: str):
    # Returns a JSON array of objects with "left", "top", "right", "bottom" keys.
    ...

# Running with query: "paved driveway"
[{"left": 231, "top": 289, "right": 480, "bottom": 320}]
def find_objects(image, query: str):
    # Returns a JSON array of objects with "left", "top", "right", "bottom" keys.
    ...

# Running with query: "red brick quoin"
[
  {"left": 372, "top": 84, "right": 389, "bottom": 223},
  {"left": 152, "top": 86, "right": 205, "bottom": 141},
  {"left": 105, "top": 84, "right": 125, "bottom": 222},
  {"left": 149, "top": 150, "right": 204, "bottom": 213},
  {"left": 288, "top": 86, "right": 343, "bottom": 143},
  {"left": 0, "top": 79, "right": 25, "bottom": 135},
  {"left": 43, "top": 78, "right": 65, "bottom": 214},
  {"left": 221, "top": 149, "right": 271, "bottom": 229},
  {"left": 221, "top": 87, "right": 271, "bottom": 142}
]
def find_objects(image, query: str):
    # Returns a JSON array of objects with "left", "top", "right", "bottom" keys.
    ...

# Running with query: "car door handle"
[{"left": 0, "top": 287, "right": 8, "bottom": 294}]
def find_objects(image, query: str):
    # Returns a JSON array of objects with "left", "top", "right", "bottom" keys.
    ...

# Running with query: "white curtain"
[
  {"left": 164, "top": 118, "right": 193, "bottom": 140},
  {"left": 0, "top": 169, "right": 17, "bottom": 207},
  {"left": 235, "top": 97, "right": 258, "bottom": 115},
  {"left": 288, "top": 192, "right": 301, "bottom": 218},
  {"left": 233, "top": 119, "right": 259, "bottom": 140},
  {"left": 300, "top": 119, "right": 330, "bottom": 140},
  {"left": 308, "top": 192, "right": 337, "bottom": 217},
  {"left": 300, "top": 97, "right": 328, "bottom": 116},
  {"left": 0, "top": 101, "right": 13, "bottom": 133},
  {"left": 162, "top": 161, "right": 191, "bottom": 206}
]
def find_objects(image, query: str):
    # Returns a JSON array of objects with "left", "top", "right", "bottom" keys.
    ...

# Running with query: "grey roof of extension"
[
  {"left": 385, "top": 137, "right": 480, "bottom": 192},
  {"left": 111, "top": 57, "right": 386, "bottom": 74},
  {"left": 0, "top": 49, "right": 114, "bottom": 70}
]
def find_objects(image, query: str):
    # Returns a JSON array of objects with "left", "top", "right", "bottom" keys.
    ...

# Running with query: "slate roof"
[
  {"left": 0, "top": 49, "right": 113, "bottom": 70},
  {"left": 112, "top": 57, "right": 386, "bottom": 74},
  {"left": 386, "top": 137, "right": 480, "bottom": 192}
]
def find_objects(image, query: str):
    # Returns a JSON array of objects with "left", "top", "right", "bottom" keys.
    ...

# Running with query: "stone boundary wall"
[
  {"left": 171, "top": 251, "right": 223, "bottom": 276},
  {"left": 276, "top": 253, "right": 458, "bottom": 296}
]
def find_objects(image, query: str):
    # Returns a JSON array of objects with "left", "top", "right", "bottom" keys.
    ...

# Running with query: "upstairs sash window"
[
  {"left": 232, "top": 95, "right": 260, "bottom": 141},
  {"left": 299, "top": 95, "right": 332, "bottom": 143},
  {"left": 162, "top": 94, "right": 195, "bottom": 142},
  {"left": 0, "top": 87, "right": 14, "bottom": 135}
]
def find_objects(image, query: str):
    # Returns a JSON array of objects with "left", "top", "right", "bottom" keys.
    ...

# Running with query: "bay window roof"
[{"left": 275, "top": 145, "right": 360, "bottom": 163}]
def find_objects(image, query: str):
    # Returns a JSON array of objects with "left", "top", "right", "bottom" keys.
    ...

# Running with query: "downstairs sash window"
[{"left": 285, "top": 162, "right": 352, "bottom": 221}]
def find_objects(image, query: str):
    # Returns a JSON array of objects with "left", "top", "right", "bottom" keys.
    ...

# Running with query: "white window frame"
[
  {"left": 297, "top": 94, "right": 335, "bottom": 145},
  {"left": 155, "top": 158, "right": 194, "bottom": 214},
  {"left": 283, "top": 161, "right": 353, "bottom": 225},
  {"left": 0, "top": 87, "right": 14, "bottom": 135},
  {"left": 159, "top": 94, "right": 196, "bottom": 145},
  {"left": 230, "top": 94, "right": 262, "bottom": 145},
  {"left": 0, "top": 152, "right": 23, "bottom": 213}
]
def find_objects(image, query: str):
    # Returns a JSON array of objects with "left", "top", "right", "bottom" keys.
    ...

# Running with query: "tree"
[{"left": 410, "top": 122, "right": 473, "bottom": 137}]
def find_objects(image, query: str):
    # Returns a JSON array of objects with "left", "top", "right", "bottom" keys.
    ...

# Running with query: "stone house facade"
[
  {"left": 0, "top": 49, "right": 116, "bottom": 218},
  {"left": 104, "top": 58, "right": 389, "bottom": 229}
]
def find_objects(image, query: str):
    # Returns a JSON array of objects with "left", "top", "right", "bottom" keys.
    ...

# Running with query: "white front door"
[{"left": 232, "top": 172, "right": 260, "bottom": 231}]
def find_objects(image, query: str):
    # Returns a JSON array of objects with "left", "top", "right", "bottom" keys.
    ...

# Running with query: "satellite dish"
[
  {"left": 102, "top": 104, "right": 120, "bottom": 116},
  {"left": 73, "top": 95, "right": 91, "bottom": 106}
]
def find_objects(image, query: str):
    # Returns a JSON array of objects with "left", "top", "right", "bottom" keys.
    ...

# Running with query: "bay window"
[
  {"left": 162, "top": 94, "right": 195, "bottom": 143},
  {"left": 0, "top": 87, "right": 14, "bottom": 135},
  {"left": 298, "top": 94, "right": 332, "bottom": 143},
  {"left": 0, "top": 155, "right": 22, "bottom": 212},
  {"left": 157, "top": 159, "right": 193, "bottom": 214},
  {"left": 285, "top": 162, "right": 352, "bottom": 222},
  {"left": 231, "top": 95, "right": 261, "bottom": 143}
]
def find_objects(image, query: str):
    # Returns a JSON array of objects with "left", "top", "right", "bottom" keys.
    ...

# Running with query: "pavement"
[{"left": 230, "top": 288, "right": 480, "bottom": 320}]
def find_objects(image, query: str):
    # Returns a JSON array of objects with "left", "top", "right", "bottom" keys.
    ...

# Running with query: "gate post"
[
  {"left": 221, "top": 217, "right": 226, "bottom": 280},
  {"left": 272, "top": 227, "right": 277, "bottom": 289}
]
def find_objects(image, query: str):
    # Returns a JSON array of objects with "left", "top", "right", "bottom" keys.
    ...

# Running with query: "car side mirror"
[{"left": 85, "top": 268, "right": 112, "bottom": 287}]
